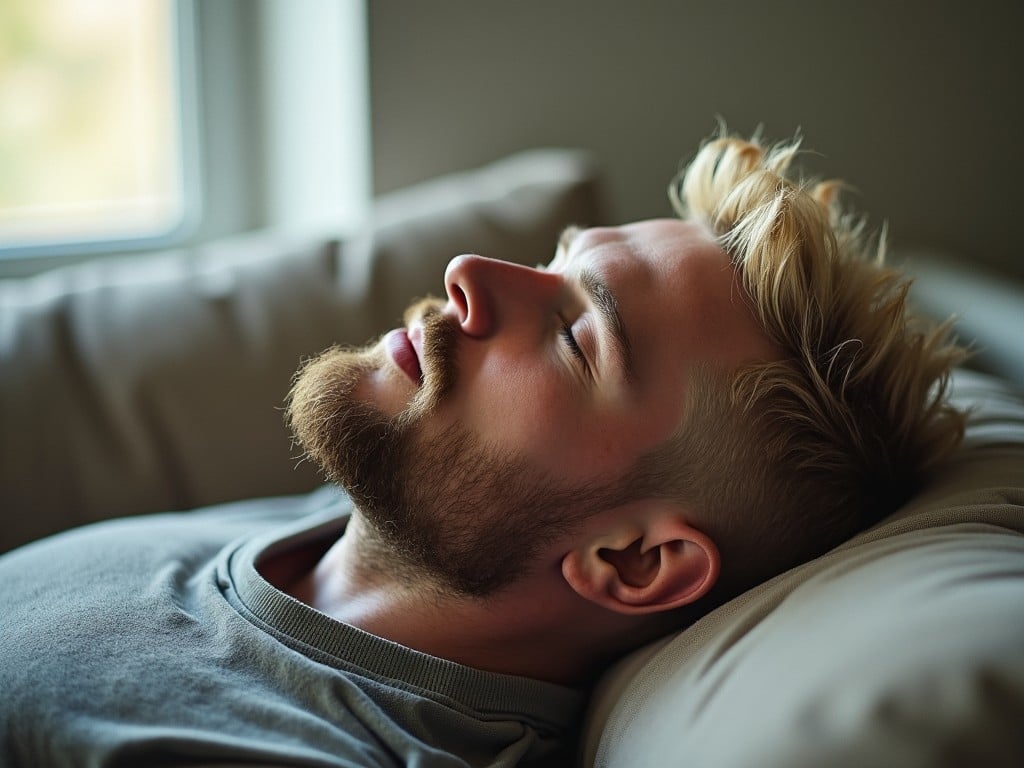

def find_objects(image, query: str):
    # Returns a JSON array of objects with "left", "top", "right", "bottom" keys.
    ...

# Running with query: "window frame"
[{"left": 0, "top": 0, "right": 201, "bottom": 264}]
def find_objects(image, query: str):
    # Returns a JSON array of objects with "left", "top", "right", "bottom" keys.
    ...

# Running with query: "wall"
[{"left": 369, "top": 0, "right": 1023, "bottom": 277}]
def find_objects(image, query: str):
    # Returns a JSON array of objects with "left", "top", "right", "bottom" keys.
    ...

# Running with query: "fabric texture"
[
  {"left": 0, "top": 149, "right": 603, "bottom": 553},
  {"left": 6, "top": 145, "right": 1023, "bottom": 766},
  {"left": 582, "top": 369, "right": 1024, "bottom": 768},
  {"left": 0, "top": 485, "right": 583, "bottom": 768}
]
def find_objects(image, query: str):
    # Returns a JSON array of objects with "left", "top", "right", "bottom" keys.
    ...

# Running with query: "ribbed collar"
[{"left": 223, "top": 506, "right": 585, "bottom": 732}]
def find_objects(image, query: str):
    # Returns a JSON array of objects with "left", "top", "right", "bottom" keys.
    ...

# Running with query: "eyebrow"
[
  {"left": 578, "top": 267, "right": 637, "bottom": 386},
  {"left": 556, "top": 226, "right": 637, "bottom": 385}
]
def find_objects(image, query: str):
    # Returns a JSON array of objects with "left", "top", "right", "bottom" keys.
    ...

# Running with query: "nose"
[{"left": 444, "top": 254, "right": 561, "bottom": 338}]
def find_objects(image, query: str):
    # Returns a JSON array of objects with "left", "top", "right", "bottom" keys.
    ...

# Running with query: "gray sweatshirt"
[{"left": 0, "top": 485, "right": 583, "bottom": 767}]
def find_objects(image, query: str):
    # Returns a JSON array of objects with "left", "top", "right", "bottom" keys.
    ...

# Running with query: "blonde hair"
[{"left": 633, "top": 131, "right": 967, "bottom": 596}]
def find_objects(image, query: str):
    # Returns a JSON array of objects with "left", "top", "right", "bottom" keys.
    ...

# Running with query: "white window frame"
[
  {"left": 0, "top": 0, "right": 372, "bottom": 278},
  {"left": 0, "top": 0, "right": 201, "bottom": 266}
]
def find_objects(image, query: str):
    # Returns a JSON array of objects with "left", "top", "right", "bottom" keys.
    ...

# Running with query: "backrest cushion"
[{"left": 0, "top": 149, "right": 602, "bottom": 552}]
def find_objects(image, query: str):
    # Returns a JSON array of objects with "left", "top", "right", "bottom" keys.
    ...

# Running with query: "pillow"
[
  {"left": 0, "top": 149, "right": 603, "bottom": 553},
  {"left": 583, "top": 370, "right": 1024, "bottom": 768}
]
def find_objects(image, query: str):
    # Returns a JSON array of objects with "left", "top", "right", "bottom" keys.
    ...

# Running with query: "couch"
[{"left": 2, "top": 150, "right": 1022, "bottom": 766}]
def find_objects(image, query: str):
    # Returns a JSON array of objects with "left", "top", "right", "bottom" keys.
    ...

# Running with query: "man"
[{"left": 0, "top": 132, "right": 964, "bottom": 767}]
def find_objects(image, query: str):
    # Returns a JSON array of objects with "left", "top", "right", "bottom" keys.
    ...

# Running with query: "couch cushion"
[
  {"left": 0, "top": 149, "right": 603, "bottom": 552},
  {"left": 583, "top": 369, "right": 1024, "bottom": 767}
]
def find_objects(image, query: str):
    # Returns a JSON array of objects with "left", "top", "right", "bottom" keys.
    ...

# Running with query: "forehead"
[
  {"left": 555, "top": 218, "right": 725, "bottom": 271},
  {"left": 557, "top": 218, "right": 776, "bottom": 377},
  {"left": 554, "top": 219, "right": 737, "bottom": 310}
]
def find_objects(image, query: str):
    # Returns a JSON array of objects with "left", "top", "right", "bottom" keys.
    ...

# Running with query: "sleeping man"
[{"left": 0, "top": 131, "right": 965, "bottom": 767}]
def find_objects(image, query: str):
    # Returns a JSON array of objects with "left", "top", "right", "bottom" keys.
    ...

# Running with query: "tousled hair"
[{"left": 633, "top": 131, "right": 966, "bottom": 598}]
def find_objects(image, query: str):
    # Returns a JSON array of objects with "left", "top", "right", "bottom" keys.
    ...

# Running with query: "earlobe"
[{"left": 561, "top": 514, "right": 720, "bottom": 616}]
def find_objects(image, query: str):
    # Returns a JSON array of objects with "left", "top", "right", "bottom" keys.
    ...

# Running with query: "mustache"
[{"left": 401, "top": 297, "right": 460, "bottom": 416}]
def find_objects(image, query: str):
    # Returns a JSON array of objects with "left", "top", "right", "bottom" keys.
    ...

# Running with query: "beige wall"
[{"left": 369, "top": 0, "right": 1023, "bottom": 277}]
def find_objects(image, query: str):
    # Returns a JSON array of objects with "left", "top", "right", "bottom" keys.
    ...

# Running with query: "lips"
[{"left": 384, "top": 328, "right": 423, "bottom": 384}]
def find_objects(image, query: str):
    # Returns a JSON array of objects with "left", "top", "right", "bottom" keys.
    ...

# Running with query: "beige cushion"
[
  {"left": 583, "top": 370, "right": 1024, "bottom": 767},
  {"left": 0, "top": 149, "right": 603, "bottom": 552}
]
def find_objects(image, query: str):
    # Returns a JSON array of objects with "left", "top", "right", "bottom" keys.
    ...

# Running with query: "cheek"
[
  {"left": 443, "top": 350, "right": 649, "bottom": 481},
  {"left": 446, "top": 349, "right": 578, "bottom": 458},
  {"left": 583, "top": 418, "right": 637, "bottom": 467}
]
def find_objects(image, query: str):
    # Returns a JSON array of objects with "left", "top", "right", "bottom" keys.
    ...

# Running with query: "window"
[{"left": 0, "top": 0, "right": 197, "bottom": 260}]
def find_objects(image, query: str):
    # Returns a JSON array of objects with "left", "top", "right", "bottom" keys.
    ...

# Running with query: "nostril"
[
  {"left": 444, "top": 254, "right": 497, "bottom": 337},
  {"left": 448, "top": 282, "right": 469, "bottom": 323}
]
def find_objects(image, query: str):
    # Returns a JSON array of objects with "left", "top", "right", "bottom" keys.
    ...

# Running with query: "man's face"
[{"left": 287, "top": 219, "right": 775, "bottom": 596}]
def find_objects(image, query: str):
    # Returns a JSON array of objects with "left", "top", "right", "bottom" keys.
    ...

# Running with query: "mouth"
[{"left": 384, "top": 327, "right": 423, "bottom": 384}]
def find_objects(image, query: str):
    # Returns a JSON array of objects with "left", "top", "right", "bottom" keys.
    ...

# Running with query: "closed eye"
[{"left": 561, "top": 323, "right": 589, "bottom": 373}]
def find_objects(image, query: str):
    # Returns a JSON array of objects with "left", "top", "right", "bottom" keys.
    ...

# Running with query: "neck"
[{"left": 284, "top": 513, "right": 617, "bottom": 686}]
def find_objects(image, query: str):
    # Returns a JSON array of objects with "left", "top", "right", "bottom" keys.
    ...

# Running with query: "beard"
[{"left": 285, "top": 299, "right": 614, "bottom": 597}]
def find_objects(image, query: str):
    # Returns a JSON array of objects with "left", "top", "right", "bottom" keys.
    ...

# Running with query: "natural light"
[{"left": 0, "top": 0, "right": 188, "bottom": 252}]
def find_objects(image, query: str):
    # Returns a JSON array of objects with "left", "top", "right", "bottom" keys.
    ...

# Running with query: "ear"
[{"left": 561, "top": 507, "right": 720, "bottom": 615}]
